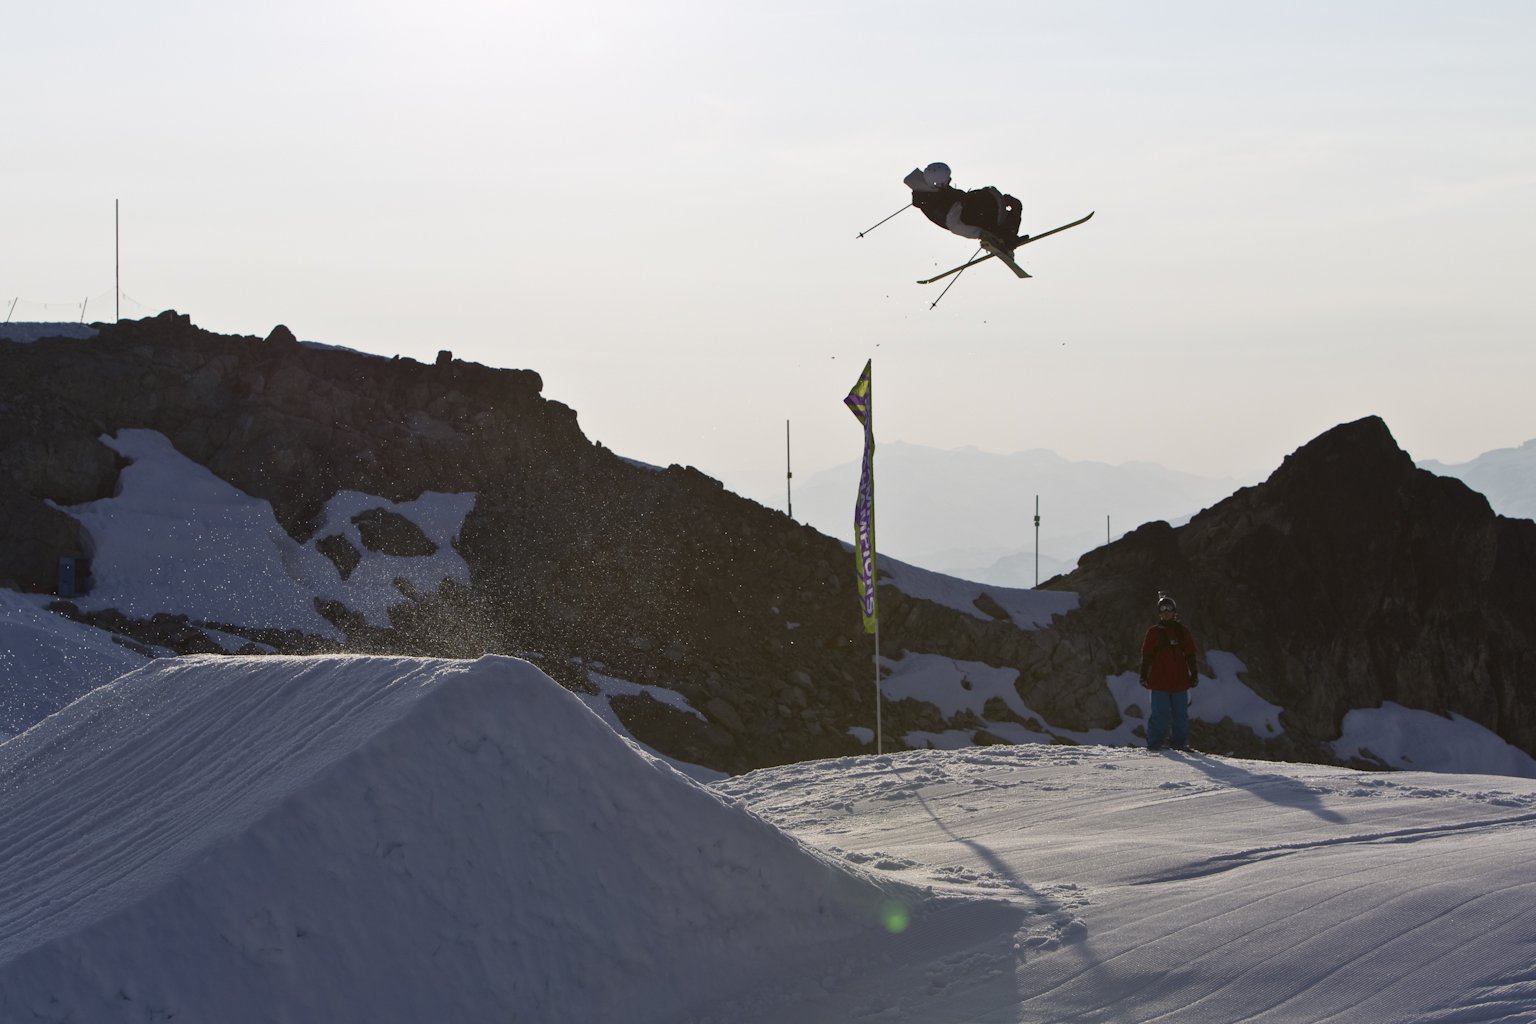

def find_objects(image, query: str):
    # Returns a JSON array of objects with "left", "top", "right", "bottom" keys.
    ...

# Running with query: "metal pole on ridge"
[
  {"left": 1035, "top": 496, "right": 1041, "bottom": 588},
  {"left": 785, "top": 419, "right": 793, "bottom": 519}
]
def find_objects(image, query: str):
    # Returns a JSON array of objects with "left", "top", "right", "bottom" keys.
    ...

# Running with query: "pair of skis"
[{"left": 917, "top": 211, "right": 1095, "bottom": 285}]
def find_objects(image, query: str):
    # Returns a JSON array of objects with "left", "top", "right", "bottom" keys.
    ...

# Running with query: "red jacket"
[{"left": 1141, "top": 621, "right": 1197, "bottom": 692}]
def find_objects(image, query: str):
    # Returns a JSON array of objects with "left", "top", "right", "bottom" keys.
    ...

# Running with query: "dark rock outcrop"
[
  {"left": 1044, "top": 416, "right": 1536, "bottom": 759},
  {"left": 352, "top": 508, "right": 437, "bottom": 557},
  {"left": 317, "top": 534, "right": 364, "bottom": 580},
  {"left": 4, "top": 315, "right": 1533, "bottom": 773},
  {"left": 2, "top": 313, "right": 1031, "bottom": 772}
]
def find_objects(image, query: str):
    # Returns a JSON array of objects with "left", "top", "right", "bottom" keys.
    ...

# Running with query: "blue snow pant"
[{"left": 1147, "top": 690, "right": 1190, "bottom": 748}]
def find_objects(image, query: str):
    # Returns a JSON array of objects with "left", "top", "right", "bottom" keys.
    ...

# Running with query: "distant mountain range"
[
  {"left": 790, "top": 442, "right": 1257, "bottom": 585},
  {"left": 790, "top": 437, "right": 1535, "bottom": 586},
  {"left": 1419, "top": 441, "right": 1536, "bottom": 522}
]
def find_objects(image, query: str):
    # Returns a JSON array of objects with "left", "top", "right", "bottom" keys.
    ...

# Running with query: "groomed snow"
[
  {"left": 5, "top": 652, "right": 1536, "bottom": 1021},
  {"left": 718, "top": 745, "right": 1536, "bottom": 1022}
]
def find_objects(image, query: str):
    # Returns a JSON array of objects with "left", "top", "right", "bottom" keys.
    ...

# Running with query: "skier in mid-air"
[
  {"left": 874, "top": 162, "right": 1093, "bottom": 294},
  {"left": 903, "top": 162, "right": 1027, "bottom": 258}
]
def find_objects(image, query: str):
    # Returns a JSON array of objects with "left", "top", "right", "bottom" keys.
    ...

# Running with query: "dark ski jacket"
[
  {"left": 904, "top": 167, "right": 1021, "bottom": 242},
  {"left": 904, "top": 167, "right": 966, "bottom": 230},
  {"left": 1140, "top": 621, "right": 1198, "bottom": 692}
]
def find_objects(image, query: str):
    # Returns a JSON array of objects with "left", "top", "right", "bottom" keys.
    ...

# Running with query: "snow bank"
[
  {"left": 1334, "top": 701, "right": 1536, "bottom": 778},
  {"left": 0, "top": 654, "right": 958, "bottom": 1023},
  {"left": 879, "top": 652, "right": 1056, "bottom": 750},
  {"left": 59, "top": 430, "right": 346, "bottom": 636},
  {"left": 0, "top": 590, "right": 149, "bottom": 741},
  {"left": 0, "top": 322, "right": 97, "bottom": 343},
  {"left": 309, "top": 489, "right": 476, "bottom": 628},
  {"left": 1185, "top": 649, "right": 1284, "bottom": 736},
  {"left": 876, "top": 553, "right": 1078, "bottom": 628},
  {"left": 56, "top": 429, "right": 476, "bottom": 639},
  {"left": 875, "top": 648, "right": 1284, "bottom": 751}
]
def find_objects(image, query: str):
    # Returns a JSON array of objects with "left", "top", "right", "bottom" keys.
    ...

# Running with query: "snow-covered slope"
[
  {"left": 57, "top": 429, "right": 476, "bottom": 638},
  {"left": 0, "top": 322, "right": 98, "bottom": 343},
  {"left": 4, "top": 652, "right": 1536, "bottom": 1021},
  {"left": 720, "top": 746, "right": 1536, "bottom": 1022},
  {"left": 0, "top": 590, "right": 149, "bottom": 741},
  {"left": 0, "top": 655, "right": 1002, "bottom": 1023}
]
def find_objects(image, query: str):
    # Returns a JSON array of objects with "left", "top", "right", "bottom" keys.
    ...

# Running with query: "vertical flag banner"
[{"left": 844, "top": 359, "right": 877, "bottom": 634}]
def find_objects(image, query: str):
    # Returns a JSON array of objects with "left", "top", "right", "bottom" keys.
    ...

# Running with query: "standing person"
[
  {"left": 903, "top": 162, "right": 1026, "bottom": 254},
  {"left": 1139, "top": 594, "right": 1199, "bottom": 751}
]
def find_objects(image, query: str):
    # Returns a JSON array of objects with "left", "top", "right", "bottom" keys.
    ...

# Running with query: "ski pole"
[
  {"left": 929, "top": 248, "right": 983, "bottom": 310},
  {"left": 856, "top": 204, "right": 913, "bottom": 238}
]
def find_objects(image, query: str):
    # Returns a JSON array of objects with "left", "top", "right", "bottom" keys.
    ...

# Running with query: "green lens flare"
[{"left": 879, "top": 900, "right": 910, "bottom": 934}]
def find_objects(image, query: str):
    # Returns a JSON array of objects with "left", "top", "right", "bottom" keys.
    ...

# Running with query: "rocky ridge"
[{"left": 3, "top": 313, "right": 1532, "bottom": 772}]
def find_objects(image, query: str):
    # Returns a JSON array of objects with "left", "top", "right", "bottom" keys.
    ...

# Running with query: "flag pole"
[
  {"left": 874, "top": 618, "right": 882, "bottom": 754},
  {"left": 869, "top": 395, "right": 880, "bottom": 755},
  {"left": 872, "top": 422, "right": 880, "bottom": 755},
  {"left": 843, "top": 358, "right": 880, "bottom": 755}
]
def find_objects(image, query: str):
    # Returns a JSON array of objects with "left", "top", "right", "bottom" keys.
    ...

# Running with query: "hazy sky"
[{"left": 6, "top": 1, "right": 1533, "bottom": 509}]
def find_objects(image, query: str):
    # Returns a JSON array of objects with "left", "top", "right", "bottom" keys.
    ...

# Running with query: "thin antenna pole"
[
  {"left": 1034, "top": 495, "right": 1041, "bottom": 587},
  {"left": 115, "top": 199, "right": 120, "bottom": 322},
  {"left": 80, "top": 296, "right": 88, "bottom": 323},
  {"left": 785, "top": 419, "right": 793, "bottom": 519},
  {"left": 4, "top": 298, "right": 16, "bottom": 323},
  {"left": 1107, "top": 515, "right": 1111, "bottom": 545}
]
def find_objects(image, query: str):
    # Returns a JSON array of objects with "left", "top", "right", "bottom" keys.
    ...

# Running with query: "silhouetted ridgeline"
[
  {"left": 1054, "top": 416, "right": 1536, "bottom": 759},
  {"left": 3, "top": 313, "right": 1532, "bottom": 770}
]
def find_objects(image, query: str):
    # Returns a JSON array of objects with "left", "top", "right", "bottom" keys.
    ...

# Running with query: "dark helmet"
[{"left": 1157, "top": 594, "right": 1177, "bottom": 613}]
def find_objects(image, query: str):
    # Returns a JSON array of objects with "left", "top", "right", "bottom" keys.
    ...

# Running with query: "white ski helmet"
[{"left": 922, "top": 162, "right": 952, "bottom": 188}]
